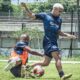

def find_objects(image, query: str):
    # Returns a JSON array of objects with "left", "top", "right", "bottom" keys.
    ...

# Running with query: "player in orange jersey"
[{"left": 4, "top": 34, "right": 43, "bottom": 78}]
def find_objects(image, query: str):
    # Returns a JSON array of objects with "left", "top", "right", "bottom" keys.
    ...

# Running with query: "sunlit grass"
[{"left": 0, "top": 62, "right": 80, "bottom": 80}]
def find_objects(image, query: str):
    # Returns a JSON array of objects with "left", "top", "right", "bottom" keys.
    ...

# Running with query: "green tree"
[
  {"left": 11, "top": 0, "right": 77, "bottom": 17},
  {"left": 48, "top": 0, "right": 77, "bottom": 12},
  {"left": 13, "top": 27, "right": 44, "bottom": 49},
  {"left": 11, "top": 4, "right": 21, "bottom": 17},
  {"left": 1, "top": 0, "right": 13, "bottom": 12},
  {"left": 62, "top": 0, "right": 77, "bottom": 12}
]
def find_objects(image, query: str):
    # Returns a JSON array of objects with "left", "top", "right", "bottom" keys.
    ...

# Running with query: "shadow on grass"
[
  {"left": 13, "top": 77, "right": 57, "bottom": 80},
  {"left": 40, "top": 77, "right": 57, "bottom": 80}
]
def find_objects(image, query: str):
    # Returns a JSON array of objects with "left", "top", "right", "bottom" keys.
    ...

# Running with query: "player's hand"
[
  {"left": 21, "top": 2, "right": 27, "bottom": 9},
  {"left": 68, "top": 35, "right": 77, "bottom": 39}
]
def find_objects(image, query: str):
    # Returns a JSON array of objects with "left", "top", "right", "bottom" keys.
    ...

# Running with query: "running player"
[{"left": 21, "top": 3, "right": 76, "bottom": 80}]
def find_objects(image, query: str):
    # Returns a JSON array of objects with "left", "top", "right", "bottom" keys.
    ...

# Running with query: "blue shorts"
[
  {"left": 10, "top": 64, "right": 21, "bottom": 77},
  {"left": 43, "top": 41, "right": 60, "bottom": 58}
]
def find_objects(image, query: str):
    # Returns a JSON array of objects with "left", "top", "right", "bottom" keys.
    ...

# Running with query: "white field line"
[{"left": 0, "top": 60, "right": 80, "bottom": 64}]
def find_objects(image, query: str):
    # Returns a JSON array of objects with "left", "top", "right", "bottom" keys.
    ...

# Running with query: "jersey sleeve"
[
  {"left": 35, "top": 12, "right": 46, "bottom": 20},
  {"left": 58, "top": 18, "right": 62, "bottom": 30}
]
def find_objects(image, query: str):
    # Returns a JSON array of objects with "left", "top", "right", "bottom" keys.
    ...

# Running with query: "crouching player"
[{"left": 4, "top": 34, "right": 43, "bottom": 78}]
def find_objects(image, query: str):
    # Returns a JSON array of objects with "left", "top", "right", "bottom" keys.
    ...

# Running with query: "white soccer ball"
[{"left": 32, "top": 65, "right": 44, "bottom": 77}]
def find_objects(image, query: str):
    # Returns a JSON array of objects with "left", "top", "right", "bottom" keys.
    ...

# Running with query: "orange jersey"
[
  {"left": 19, "top": 50, "right": 28, "bottom": 65},
  {"left": 10, "top": 48, "right": 29, "bottom": 65}
]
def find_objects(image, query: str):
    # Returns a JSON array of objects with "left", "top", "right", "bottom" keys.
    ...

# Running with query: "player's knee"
[{"left": 55, "top": 58, "right": 61, "bottom": 62}]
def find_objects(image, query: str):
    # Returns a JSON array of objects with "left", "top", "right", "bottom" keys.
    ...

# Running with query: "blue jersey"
[
  {"left": 14, "top": 41, "right": 28, "bottom": 55},
  {"left": 35, "top": 12, "right": 62, "bottom": 57}
]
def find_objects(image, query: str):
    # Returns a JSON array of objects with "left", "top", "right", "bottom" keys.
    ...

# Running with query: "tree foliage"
[
  {"left": 11, "top": 4, "right": 21, "bottom": 16},
  {"left": 0, "top": 0, "right": 78, "bottom": 16},
  {"left": 28, "top": 0, "right": 77, "bottom": 13},
  {"left": 0, "top": 0, "right": 13, "bottom": 12},
  {"left": 62, "top": 0, "right": 77, "bottom": 12},
  {"left": 13, "top": 27, "right": 44, "bottom": 40},
  {"left": 28, "top": 2, "right": 53, "bottom": 13}
]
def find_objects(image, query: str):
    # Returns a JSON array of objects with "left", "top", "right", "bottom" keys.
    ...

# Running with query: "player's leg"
[
  {"left": 4, "top": 56, "right": 22, "bottom": 71},
  {"left": 31, "top": 55, "right": 51, "bottom": 67},
  {"left": 51, "top": 51, "right": 62, "bottom": 73},
  {"left": 10, "top": 64, "right": 21, "bottom": 77},
  {"left": 28, "top": 55, "right": 51, "bottom": 78},
  {"left": 51, "top": 51, "right": 72, "bottom": 80}
]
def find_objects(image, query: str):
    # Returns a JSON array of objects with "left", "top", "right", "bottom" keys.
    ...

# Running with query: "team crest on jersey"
[
  {"left": 52, "top": 45, "right": 57, "bottom": 49},
  {"left": 50, "top": 21, "right": 55, "bottom": 26},
  {"left": 50, "top": 21, "right": 59, "bottom": 28}
]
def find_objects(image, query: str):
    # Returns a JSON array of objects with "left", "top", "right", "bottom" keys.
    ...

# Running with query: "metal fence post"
[{"left": 77, "top": 0, "right": 80, "bottom": 41}]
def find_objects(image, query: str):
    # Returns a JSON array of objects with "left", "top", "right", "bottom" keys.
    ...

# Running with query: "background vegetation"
[{"left": 0, "top": 0, "right": 78, "bottom": 16}]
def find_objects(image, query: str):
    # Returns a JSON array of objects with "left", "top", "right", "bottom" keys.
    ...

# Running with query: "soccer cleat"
[
  {"left": 21, "top": 66, "right": 26, "bottom": 78},
  {"left": 4, "top": 61, "right": 16, "bottom": 71},
  {"left": 29, "top": 72, "right": 38, "bottom": 78},
  {"left": 61, "top": 73, "right": 72, "bottom": 80},
  {"left": 26, "top": 65, "right": 33, "bottom": 72},
  {"left": 21, "top": 65, "right": 33, "bottom": 78}
]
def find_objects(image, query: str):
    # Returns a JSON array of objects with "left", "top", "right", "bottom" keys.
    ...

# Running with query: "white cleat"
[
  {"left": 4, "top": 62, "right": 16, "bottom": 71},
  {"left": 61, "top": 73, "right": 72, "bottom": 80}
]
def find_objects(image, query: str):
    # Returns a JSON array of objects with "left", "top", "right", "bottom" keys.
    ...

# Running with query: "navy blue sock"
[{"left": 59, "top": 71, "right": 64, "bottom": 77}]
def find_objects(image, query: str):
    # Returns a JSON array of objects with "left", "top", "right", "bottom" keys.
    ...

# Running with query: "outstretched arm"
[
  {"left": 25, "top": 46, "right": 43, "bottom": 57},
  {"left": 29, "top": 50, "right": 43, "bottom": 57},
  {"left": 58, "top": 30, "right": 76, "bottom": 39},
  {"left": 21, "top": 2, "right": 36, "bottom": 19}
]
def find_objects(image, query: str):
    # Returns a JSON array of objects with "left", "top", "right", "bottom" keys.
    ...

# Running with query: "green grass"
[
  {"left": 0, "top": 55, "right": 80, "bottom": 61},
  {"left": 0, "top": 62, "right": 80, "bottom": 80}
]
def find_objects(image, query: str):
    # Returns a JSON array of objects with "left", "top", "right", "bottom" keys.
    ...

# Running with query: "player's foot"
[
  {"left": 21, "top": 65, "right": 34, "bottom": 78},
  {"left": 30, "top": 72, "right": 39, "bottom": 78},
  {"left": 4, "top": 62, "right": 16, "bottom": 71},
  {"left": 29, "top": 72, "right": 36, "bottom": 78},
  {"left": 26, "top": 65, "right": 33, "bottom": 72},
  {"left": 25, "top": 65, "right": 39, "bottom": 78},
  {"left": 61, "top": 73, "right": 72, "bottom": 80}
]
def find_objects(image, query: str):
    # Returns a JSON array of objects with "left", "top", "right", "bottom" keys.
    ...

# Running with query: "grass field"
[{"left": 0, "top": 62, "right": 80, "bottom": 80}]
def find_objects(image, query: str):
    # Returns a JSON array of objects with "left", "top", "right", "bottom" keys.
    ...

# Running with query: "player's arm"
[
  {"left": 21, "top": 2, "right": 36, "bottom": 19},
  {"left": 25, "top": 46, "right": 43, "bottom": 57},
  {"left": 21, "top": 2, "right": 46, "bottom": 20},
  {"left": 58, "top": 30, "right": 76, "bottom": 39}
]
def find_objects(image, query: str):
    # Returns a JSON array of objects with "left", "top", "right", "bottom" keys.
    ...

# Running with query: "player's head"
[
  {"left": 20, "top": 34, "right": 29, "bottom": 42},
  {"left": 52, "top": 3, "right": 64, "bottom": 16}
]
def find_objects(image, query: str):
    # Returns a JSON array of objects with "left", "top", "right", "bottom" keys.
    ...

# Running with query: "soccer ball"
[{"left": 32, "top": 65, "right": 44, "bottom": 77}]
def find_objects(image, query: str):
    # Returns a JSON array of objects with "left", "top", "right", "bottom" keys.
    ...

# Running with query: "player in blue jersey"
[{"left": 21, "top": 3, "right": 76, "bottom": 80}]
